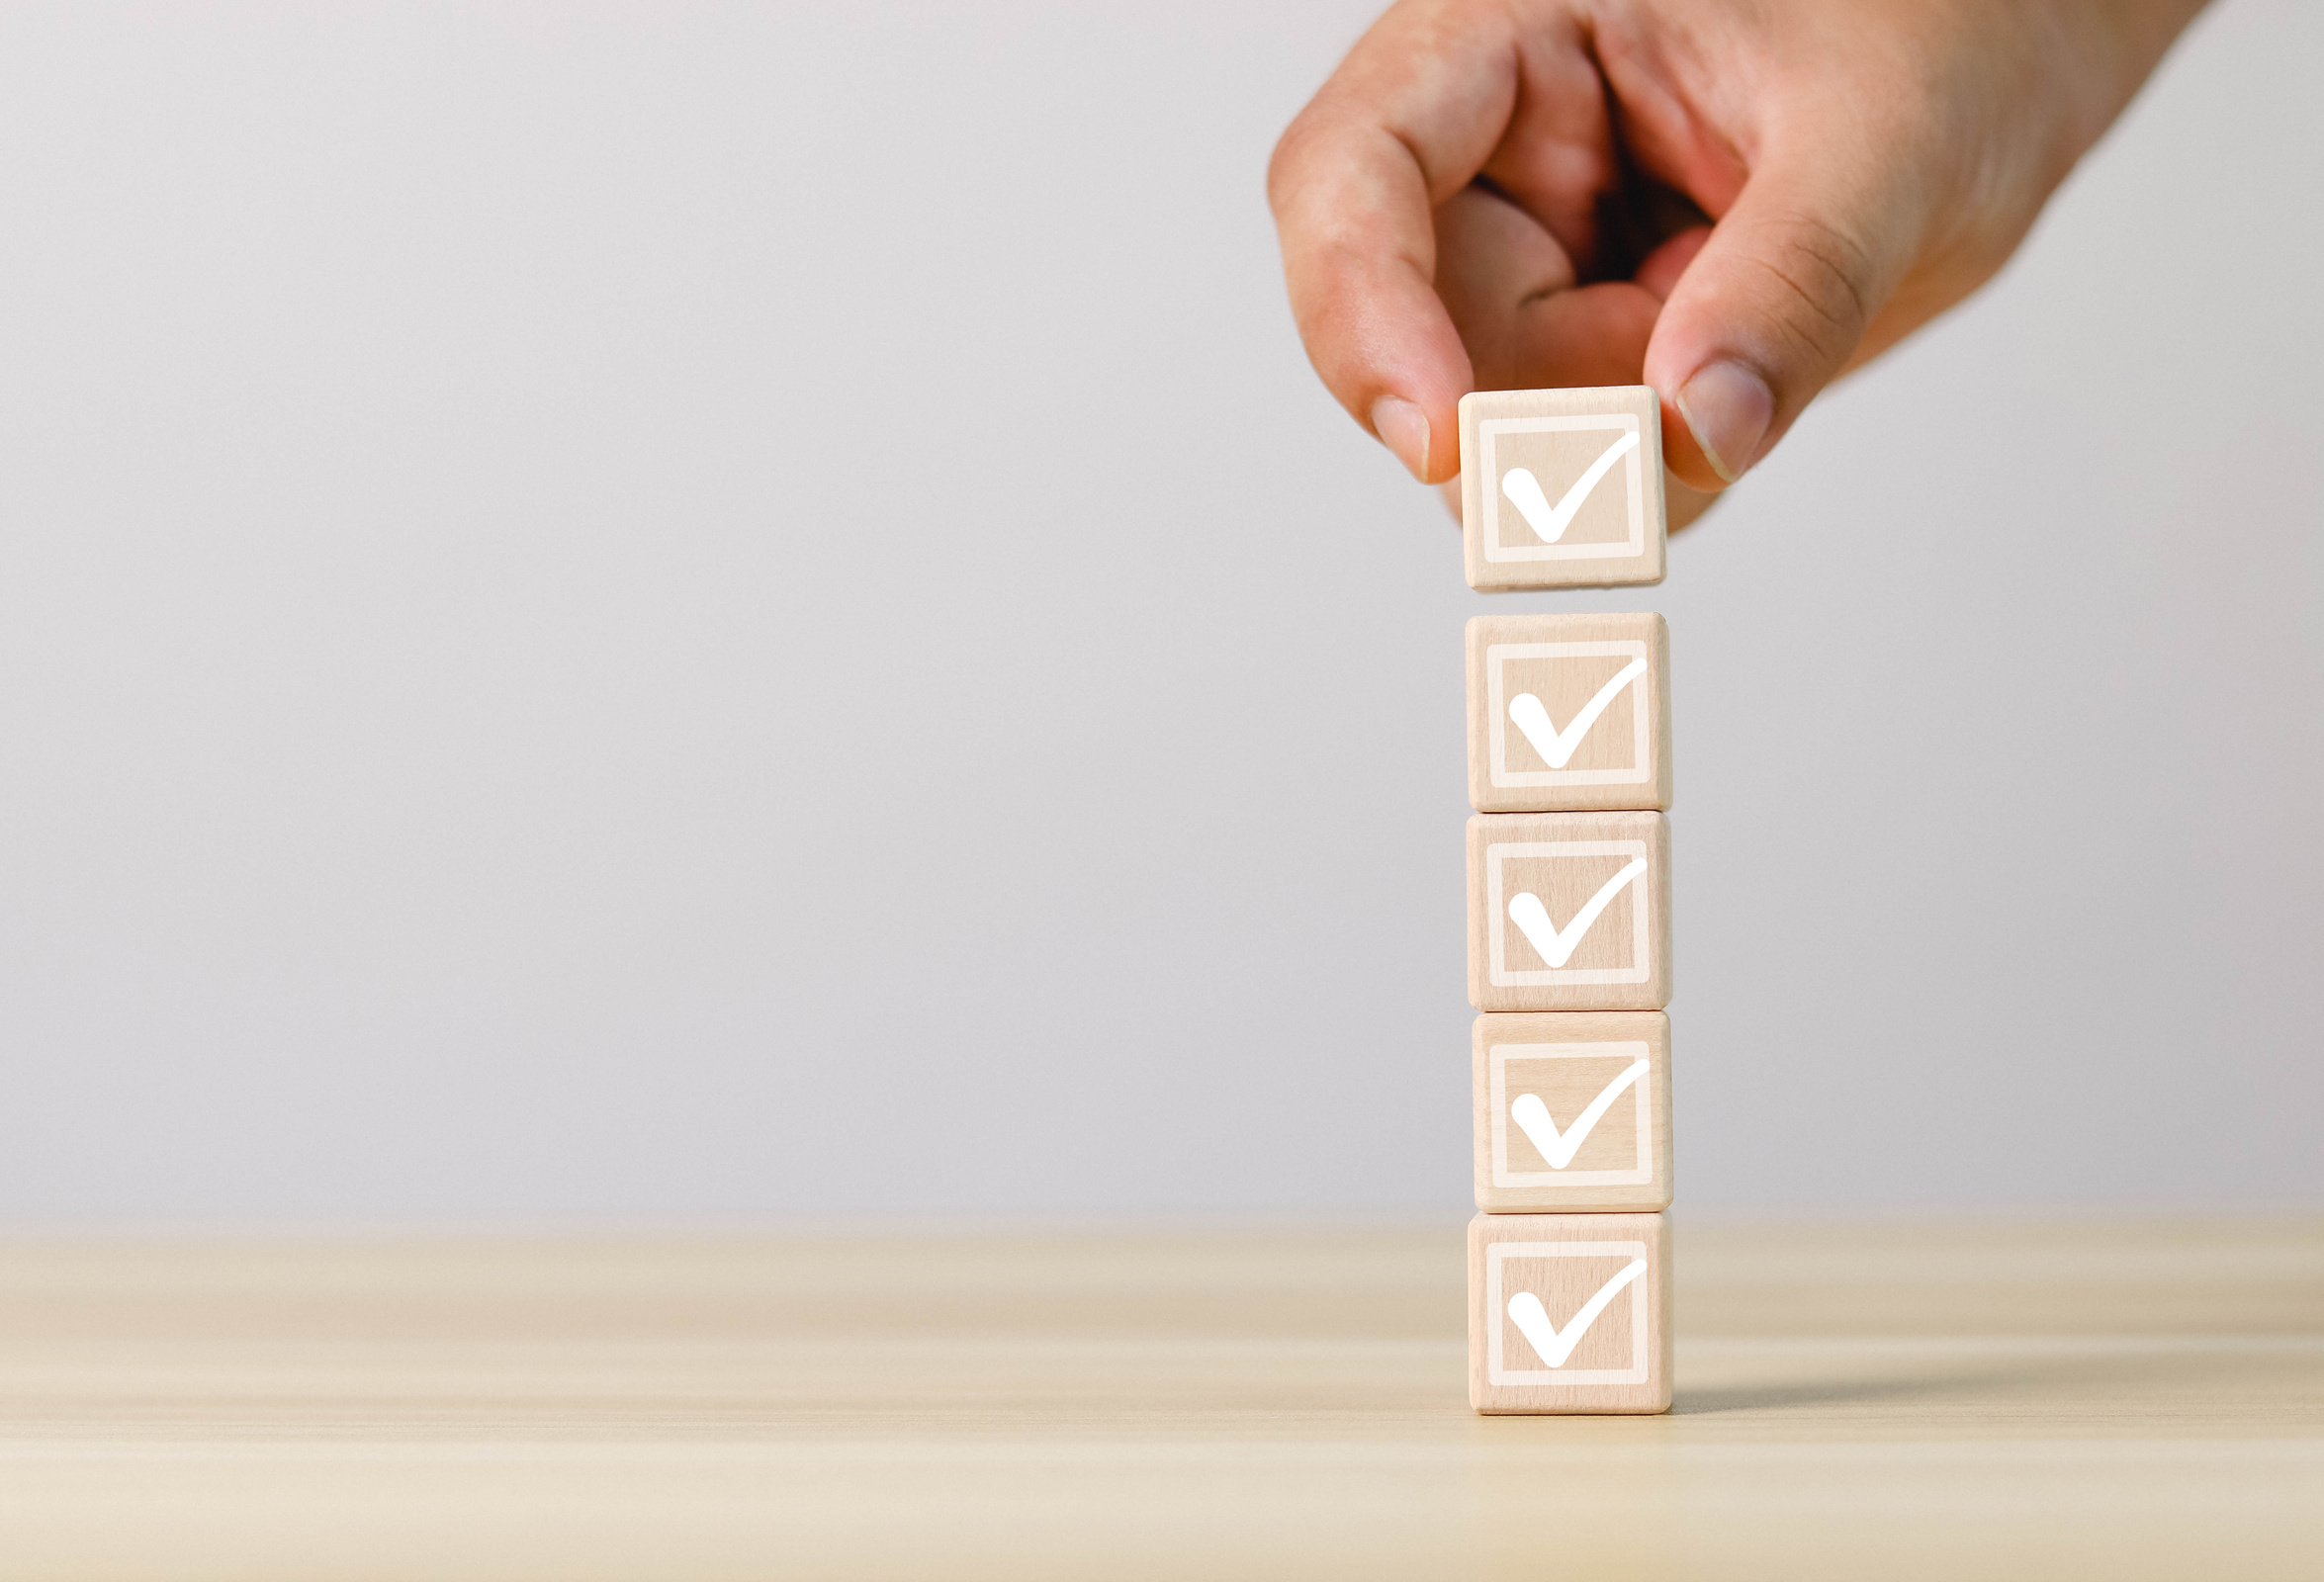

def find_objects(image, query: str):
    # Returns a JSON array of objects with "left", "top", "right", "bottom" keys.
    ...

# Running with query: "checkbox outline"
[
  {"left": 1485, "top": 838, "right": 1653, "bottom": 987},
  {"left": 1477, "top": 413, "right": 1646, "bottom": 565},
  {"left": 1484, "top": 639, "right": 1652, "bottom": 789},
  {"left": 1488, "top": 1041, "right": 1655, "bottom": 1188},
  {"left": 1485, "top": 1240, "right": 1653, "bottom": 1386}
]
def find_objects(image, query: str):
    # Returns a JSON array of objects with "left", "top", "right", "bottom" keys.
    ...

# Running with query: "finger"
[
  {"left": 1491, "top": 282, "right": 1720, "bottom": 530},
  {"left": 1663, "top": 474, "right": 1719, "bottom": 532},
  {"left": 1506, "top": 281, "right": 1661, "bottom": 388},
  {"left": 1643, "top": 138, "right": 1919, "bottom": 488},
  {"left": 1268, "top": 5, "right": 1534, "bottom": 483},
  {"left": 1432, "top": 189, "right": 1716, "bottom": 528},
  {"left": 1433, "top": 184, "right": 1576, "bottom": 391},
  {"left": 1635, "top": 224, "right": 1710, "bottom": 303},
  {"left": 1475, "top": 14, "right": 1622, "bottom": 273},
  {"left": 1435, "top": 184, "right": 1659, "bottom": 407}
]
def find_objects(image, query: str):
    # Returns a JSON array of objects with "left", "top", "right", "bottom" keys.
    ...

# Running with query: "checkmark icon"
[
  {"left": 1507, "top": 858, "right": 1646, "bottom": 968},
  {"left": 1508, "top": 1059, "right": 1648, "bottom": 1170},
  {"left": 1499, "top": 430, "right": 1640, "bottom": 544},
  {"left": 1507, "top": 657, "right": 1646, "bottom": 769},
  {"left": 1506, "top": 1259, "right": 1647, "bottom": 1367}
]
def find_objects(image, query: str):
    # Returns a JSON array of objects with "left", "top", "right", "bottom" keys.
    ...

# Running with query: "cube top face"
[
  {"left": 1460, "top": 386, "right": 1666, "bottom": 590},
  {"left": 1467, "top": 612, "right": 1671, "bottom": 813},
  {"left": 1470, "top": 1211, "right": 1670, "bottom": 1414},
  {"left": 1474, "top": 1011, "right": 1671, "bottom": 1212},
  {"left": 1468, "top": 811, "right": 1671, "bottom": 1011}
]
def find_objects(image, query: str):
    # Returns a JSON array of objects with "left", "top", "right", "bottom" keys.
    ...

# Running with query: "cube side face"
[
  {"left": 1473, "top": 1012, "right": 1672, "bottom": 1212},
  {"left": 1469, "top": 1212, "right": 1672, "bottom": 1414},
  {"left": 1466, "top": 612, "right": 1672, "bottom": 813},
  {"left": 1460, "top": 387, "right": 1667, "bottom": 591},
  {"left": 1467, "top": 812, "right": 1672, "bottom": 1011}
]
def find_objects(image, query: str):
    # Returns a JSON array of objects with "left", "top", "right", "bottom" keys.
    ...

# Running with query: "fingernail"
[
  {"left": 1674, "top": 361, "right": 1774, "bottom": 483},
  {"left": 1370, "top": 395, "right": 1430, "bottom": 481}
]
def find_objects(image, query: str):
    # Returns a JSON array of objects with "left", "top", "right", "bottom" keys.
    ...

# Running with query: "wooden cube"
[
  {"left": 1474, "top": 1012, "right": 1671, "bottom": 1212},
  {"left": 1467, "top": 612, "right": 1671, "bottom": 813},
  {"left": 1460, "top": 386, "right": 1666, "bottom": 590},
  {"left": 1468, "top": 811, "right": 1671, "bottom": 1011},
  {"left": 1470, "top": 1210, "right": 1671, "bottom": 1414}
]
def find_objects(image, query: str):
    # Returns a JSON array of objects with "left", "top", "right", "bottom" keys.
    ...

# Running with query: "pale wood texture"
[
  {"left": 1467, "top": 612, "right": 1672, "bottom": 813},
  {"left": 2, "top": 1222, "right": 2319, "bottom": 1579},
  {"left": 1475, "top": 1011, "right": 1673, "bottom": 1212},
  {"left": 1471, "top": 1210, "right": 1672, "bottom": 1413},
  {"left": 1460, "top": 386, "right": 1667, "bottom": 590},
  {"left": 1468, "top": 811, "right": 1672, "bottom": 1011}
]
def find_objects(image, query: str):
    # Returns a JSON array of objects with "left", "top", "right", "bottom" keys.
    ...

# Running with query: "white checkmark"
[
  {"left": 1499, "top": 429, "right": 1640, "bottom": 544},
  {"left": 1507, "top": 858, "right": 1647, "bottom": 969},
  {"left": 1508, "top": 1059, "right": 1648, "bottom": 1170},
  {"left": 1507, "top": 657, "right": 1646, "bottom": 769},
  {"left": 1506, "top": 1259, "right": 1647, "bottom": 1367}
]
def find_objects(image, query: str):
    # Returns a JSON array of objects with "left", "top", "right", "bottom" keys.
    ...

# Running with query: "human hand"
[{"left": 1268, "top": 0, "right": 2206, "bottom": 515}]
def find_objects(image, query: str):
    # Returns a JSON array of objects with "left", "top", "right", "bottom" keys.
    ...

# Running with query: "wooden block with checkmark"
[
  {"left": 1468, "top": 810, "right": 1671, "bottom": 1011},
  {"left": 1470, "top": 1209, "right": 1671, "bottom": 1413},
  {"left": 1459, "top": 386, "right": 1667, "bottom": 591},
  {"left": 1474, "top": 1012, "right": 1671, "bottom": 1212},
  {"left": 1467, "top": 612, "right": 1671, "bottom": 813}
]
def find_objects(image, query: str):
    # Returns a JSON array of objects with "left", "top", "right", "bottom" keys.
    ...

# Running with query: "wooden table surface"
[{"left": 3, "top": 1219, "right": 2320, "bottom": 1580}]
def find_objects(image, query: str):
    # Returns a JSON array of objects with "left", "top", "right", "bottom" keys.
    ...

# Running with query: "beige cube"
[
  {"left": 1470, "top": 1211, "right": 1672, "bottom": 1414},
  {"left": 1474, "top": 1012, "right": 1671, "bottom": 1213},
  {"left": 1460, "top": 386, "right": 1666, "bottom": 590},
  {"left": 1468, "top": 811, "right": 1671, "bottom": 1011},
  {"left": 1467, "top": 612, "right": 1671, "bottom": 813}
]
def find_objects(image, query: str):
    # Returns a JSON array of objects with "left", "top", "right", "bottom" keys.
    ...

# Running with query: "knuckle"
[
  {"left": 1264, "top": 118, "right": 1311, "bottom": 214},
  {"left": 1743, "top": 211, "right": 1877, "bottom": 365},
  {"left": 1265, "top": 105, "right": 1343, "bottom": 219}
]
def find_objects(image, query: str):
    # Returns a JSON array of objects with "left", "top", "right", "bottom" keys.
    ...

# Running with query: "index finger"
[{"left": 1267, "top": 3, "right": 1524, "bottom": 483}]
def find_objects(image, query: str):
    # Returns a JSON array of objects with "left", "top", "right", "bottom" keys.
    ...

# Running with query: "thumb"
[{"left": 1643, "top": 144, "right": 1918, "bottom": 489}]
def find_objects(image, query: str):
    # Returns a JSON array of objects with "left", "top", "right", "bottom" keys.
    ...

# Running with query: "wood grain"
[
  {"left": 1468, "top": 811, "right": 1673, "bottom": 1011},
  {"left": 1, "top": 1220, "right": 2320, "bottom": 1580},
  {"left": 1466, "top": 612, "right": 1672, "bottom": 813},
  {"left": 1470, "top": 1210, "right": 1672, "bottom": 1413},
  {"left": 1474, "top": 1011, "right": 1673, "bottom": 1212},
  {"left": 1460, "top": 385, "right": 1667, "bottom": 590}
]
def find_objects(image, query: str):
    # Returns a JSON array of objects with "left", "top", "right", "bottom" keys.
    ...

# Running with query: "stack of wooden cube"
[{"left": 1457, "top": 386, "right": 1675, "bottom": 1415}]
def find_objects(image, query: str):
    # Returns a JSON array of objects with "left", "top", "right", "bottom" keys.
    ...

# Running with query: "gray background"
[{"left": 1, "top": 1, "right": 2316, "bottom": 1226}]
